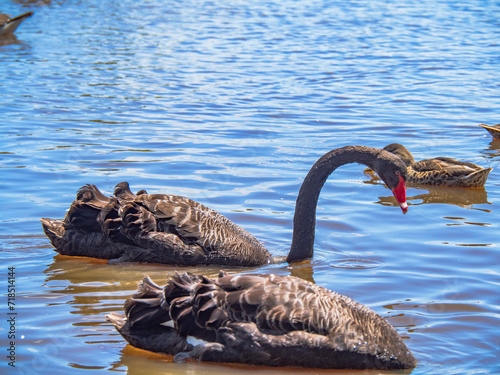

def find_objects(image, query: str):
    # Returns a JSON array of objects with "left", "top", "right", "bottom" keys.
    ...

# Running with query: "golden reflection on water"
[
  {"left": 0, "top": 34, "right": 20, "bottom": 46},
  {"left": 364, "top": 171, "right": 490, "bottom": 208},
  {"left": 480, "top": 138, "right": 500, "bottom": 159},
  {"left": 106, "top": 345, "right": 395, "bottom": 375}
]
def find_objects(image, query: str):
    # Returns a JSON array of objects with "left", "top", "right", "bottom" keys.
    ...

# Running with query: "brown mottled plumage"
[
  {"left": 479, "top": 123, "right": 500, "bottom": 139},
  {"left": 41, "top": 146, "right": 409, "bottom": 266},
  {"left": 41, "top": 182, "right": 270, "bottom": 266},
  {"left": 106, "top": 272, "right": 416, "bottom": 369},
  {"left": 0, "top": 11, "right": 33, "bottom": 35},
  {"left": 382, "top": 143, "right": 491, "bottom": 188}
]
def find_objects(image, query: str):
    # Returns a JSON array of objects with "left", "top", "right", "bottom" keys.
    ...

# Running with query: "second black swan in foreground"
[
  {"left": 106, "top": 271, "right": 416, "bottom": 369},
  {"left": 41, "top": 145, "right": 408, "bottom": 266}
]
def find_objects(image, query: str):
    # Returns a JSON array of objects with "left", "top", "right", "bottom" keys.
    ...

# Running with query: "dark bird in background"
[
  {"left": 479, "top": 123, "right": 500, "bottom": 140},
  {"left": 373, "top": 143, "right": 491, "bottom": 188},
  {"left": 0, "top": 11, "right": 33, "bottom": 35}
]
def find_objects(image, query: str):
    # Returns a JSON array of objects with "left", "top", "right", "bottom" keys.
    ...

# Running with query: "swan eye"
[{"left": 395, "top": 171, "right": 401, "bottom": 176}]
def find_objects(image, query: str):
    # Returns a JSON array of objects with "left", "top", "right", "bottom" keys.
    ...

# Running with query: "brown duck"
[
  {"left": 381, "top": 143, "right": 491, "bottom": 187},
  {"left": 106, "top": 271, "right": 416, "bottom": 369},
  {"left": 479, "top": 123, "right": 500, "bottom": 139},
  {"left": 0, "top": 11, "right": 33, "bottom": 35},
  {"left": 41, "top": 146, "right": 408, "bottom": 266}
]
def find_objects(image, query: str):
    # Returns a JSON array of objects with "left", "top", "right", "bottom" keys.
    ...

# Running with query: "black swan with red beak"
[{"left": 41, "top": 145, "right": 408, "bottom": 266}]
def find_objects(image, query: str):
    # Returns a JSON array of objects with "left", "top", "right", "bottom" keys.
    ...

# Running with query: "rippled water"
[{"left": 1, "top": 0, "right": 499, "bottom": 374}]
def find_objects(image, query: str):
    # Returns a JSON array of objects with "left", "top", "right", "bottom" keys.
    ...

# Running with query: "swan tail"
[
  {"left": 40, "top": 218, "right": 65, "bottom": 249},
  {"left": 107, "top": 276, "right": 189, "bottom": 355},
  {"left": 106, "top": 312, "right": 127, "bottom": 331},
  {"left": 40, "top": 216, "right": 124, "bottom": 259}
]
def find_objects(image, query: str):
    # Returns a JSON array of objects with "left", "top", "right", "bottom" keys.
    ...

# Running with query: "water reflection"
[
  {"left": 0, "top": 33, "right": 27, "bottom": 47},
  {"left": 109, "top": 346, "right": 176, "bottom": 374},
  {"left": 44, "top": 253, "right": 319, "bottom": 288},
  {"left": 365, "top": 172, "right": 490, "bottom": 208},
  {"left": 43, "top": 255, "right": 235, "bottom": 287},
  {"left": 110, "top": 341, "right": 409, "bottom": 375},
  {"left": 480, "top": 139, "right": 500, "bottom": 160},
  {"left": 287, "top": 259, "right": 315, "bottom": 283},
  {"left": 329, "top": 256, "right": 383, "bottom": 270},
  {"left": 406, "top": 186, "right": 489, "bottom": 207}
]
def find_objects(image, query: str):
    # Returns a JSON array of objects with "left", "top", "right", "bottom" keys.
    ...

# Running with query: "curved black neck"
[{"left": 286, "top": 146, "right": 387, "bottom": 263}]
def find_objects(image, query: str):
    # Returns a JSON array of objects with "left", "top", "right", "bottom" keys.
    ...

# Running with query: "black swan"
[
  {"left": 41, "top": 145, "right": 408, "bottom": 266},
  {"left": 372, "top": 143, "right": 491, "bottom": 188},
  {"left": 106, "top": 271, "right": 416, "bottom": 369}
]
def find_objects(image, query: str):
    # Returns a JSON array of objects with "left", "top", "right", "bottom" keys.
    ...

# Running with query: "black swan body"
[
  {"left": 106, "top": 271, "right": 416, "bottom": 369},
  {"left": 41, "top": 146, "right": 408, "bottom": 266}
]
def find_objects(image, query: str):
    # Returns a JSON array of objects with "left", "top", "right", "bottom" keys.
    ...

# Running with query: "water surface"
[{"left": 1, "top": 0, "right": 499, "bottom": 374}]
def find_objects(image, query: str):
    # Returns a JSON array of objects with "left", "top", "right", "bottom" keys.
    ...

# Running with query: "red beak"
[{"left": 391, "top": 175, "right": 408, "bottom": 214}]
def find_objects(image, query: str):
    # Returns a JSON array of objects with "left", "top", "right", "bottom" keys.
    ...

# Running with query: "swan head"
[{"left": 372, "top": 150, "right": 408, "bottom": 214}]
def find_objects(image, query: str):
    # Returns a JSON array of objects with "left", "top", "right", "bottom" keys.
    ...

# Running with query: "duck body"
[
  {"left": 479, "top": 123, "right": 500, "bottom": 139},
  {"left": 106, "top": 272, "right": 416, "bottom": 370},
  {"left": 41, "top": 146, "right": 408, "bottom": 266},
  {"left": 383, "top": 143, "right": 491, "bottom": 188},
  {"left": 0, "top": 11, "right": 33, "bottom": 35}
]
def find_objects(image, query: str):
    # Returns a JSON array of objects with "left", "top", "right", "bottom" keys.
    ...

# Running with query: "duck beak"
[{"left": 391, "top": 175, "right": 408, "bottom": 214}]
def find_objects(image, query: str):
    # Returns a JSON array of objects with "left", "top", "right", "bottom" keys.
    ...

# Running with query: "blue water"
[{"left": 1, "top": 0, "right": 499, "bottom": 374}]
